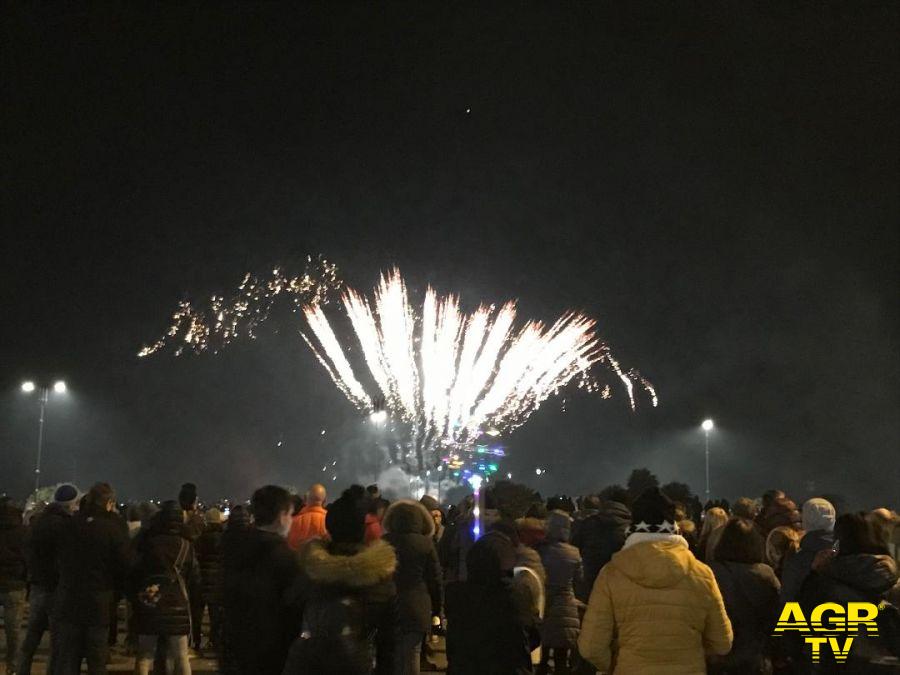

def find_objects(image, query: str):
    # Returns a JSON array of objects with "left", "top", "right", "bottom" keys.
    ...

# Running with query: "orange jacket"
[
  {"left": 363, "top": 512, "right": 383, "bottom": 545},
  {"left": 287, "top": 504, "right": 328, "bottom": 550}
]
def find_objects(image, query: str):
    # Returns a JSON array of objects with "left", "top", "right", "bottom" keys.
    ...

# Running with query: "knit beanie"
[
  {"left": 420, "top": 494, "right": 441, "bottom": 513},
  {"left": 628, "top": 487, "right": 679, "bottom": 534},
  {"left": 802, "top": 498, "right": 836, "bottom": 533},
  {"left": 226, "top": 505, "right": 251, "bottom": 531},
  {"left": 54, "top": 484, "right": 79, "bottom": 507},
  {"left": 326, "top": 490, "right": 367, "bottom": 544},
  {"left": 158, "top": 500, "right": 185, "bottom": 533},
  {"left": 178, "top": 483, "right": 198, "bottom": 510}
]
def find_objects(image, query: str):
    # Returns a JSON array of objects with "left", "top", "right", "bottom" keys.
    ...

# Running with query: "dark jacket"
[
  {"left": 438, "top": 515, "right": 476, "bottom": 583},
  {"left": 709, "top": 561, "right": 781, "bottom": 674},
  {"left": 779, "top": 529, "right": 833, "bottom": 603},
  {"left": 381, "top": 500, "right": 442, "bottom": 633},
  {"left": 131, "top": 520, "right": 201, "bottom": 636},
  {"left": 196, "top": 521, "right": 224, "bottom": 607},
  {"left": 222, "top": 527, "right": 302, "bottom": 675},
  {"left": 446, "top": 567, "right": 540, "bottom": 674},
  {"left": 0, "top": 502, "right": 27, "bottom": 593},
  {"left": 283, "top": 539, "right": 398, "bottom": 675},
  {"left": 537, "top": 513, "right": 583, "bottom": 649},
  {"left": 446, "top": 532, "right": 540, "bottom": 675},
  {"left": 25, "top": 502, "right": 72, "bottom": 590},
  {"left": 571, "top": 501, "right": 630, "bottom": 601},
  {"left": 798, "top": 553, "right": 900, "bottom": 672},
  {"left": 53, "top": 505, "right": 134, "bottom": 626}
]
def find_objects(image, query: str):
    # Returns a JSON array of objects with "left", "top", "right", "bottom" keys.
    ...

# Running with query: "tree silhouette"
[
  {"left": 487, "top": 480, "right": 542, "bottom": 519},
  {"left": 598, "top": 484, "right": 631, "bottom": 506},
  {"left": 627, "top": 468, "right": 659, "bottom": 500},
  {"left": 661, "top": 481, "right": 694, "bottom": 505}
]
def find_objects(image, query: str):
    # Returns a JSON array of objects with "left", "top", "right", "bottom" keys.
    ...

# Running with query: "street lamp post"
[
  {"left": 22, "top": 380, "right": 67, "bottom": 494},
  {"left": 701, "top": 419, "right": 714, "bottom": 503}
]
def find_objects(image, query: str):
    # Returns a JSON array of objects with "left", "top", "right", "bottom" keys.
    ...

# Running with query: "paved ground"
[{"left": 1, "top": 604, "right": 448, "bottom": 673}]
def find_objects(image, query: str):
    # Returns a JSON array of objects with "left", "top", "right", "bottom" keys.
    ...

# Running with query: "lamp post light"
[
  {"left": 701, "top": 419, "right": 714, "bottom": 502},
  {"left": 21, "top": 380, "right": 68, "bottom": 493}
]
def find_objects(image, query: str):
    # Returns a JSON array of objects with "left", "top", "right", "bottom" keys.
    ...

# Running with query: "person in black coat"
[
  {"left": 780, "top": 498, "right": 836, "bottom": 603},
  {"left": 708, "top": 517, "right": 781, "bottom": 674},
  {"left": 221, "top": 486, "right": 301, "bottom": 675},
  {"left": 131, "top": 501, "right": 201, "bottom": 675},
  {"left": 53, "top": 482, "right": 134, "bottom": 675},
  {"left": 382, "top": 499, "right": 442, "bottom": 675},
  {"left": 0, "top": 498, "right": 27, "bottom": 673},
  {"left": 797, "top": 512, "right": 900, "bottom": 673},
  {"left": 194, "top": 507, "right": 225, "bottom": 651},
  {"left": 571, "top": 499, "right": 631, "bottom": 601},
  {"left": 19, "top": 484, "right": 78, "bottom": 675},
  {"left": 445, "top": 531, "right": 541, "bottom": 675},
  {"left": 282, "top": 486, "right": 398, "bottom": 675}
]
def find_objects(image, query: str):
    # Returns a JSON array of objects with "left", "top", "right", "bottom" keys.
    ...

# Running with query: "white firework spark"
[{"left": 302, "top": 269, "right": 656, "bottom": 472}]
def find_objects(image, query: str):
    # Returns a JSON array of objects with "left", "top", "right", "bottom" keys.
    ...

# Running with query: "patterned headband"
[{"left": 627, "top": 519, "right": 680, "bottom": 535}]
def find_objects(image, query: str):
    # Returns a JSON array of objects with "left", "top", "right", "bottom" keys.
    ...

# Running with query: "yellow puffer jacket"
[{"left": 577, "top": 537, "right": 732, "bottom": 674}]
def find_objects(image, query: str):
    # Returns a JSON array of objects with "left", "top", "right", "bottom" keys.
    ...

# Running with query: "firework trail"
[
  {"left": 138, "top": 256, "right": 341, "bottom": 357},
  {"left": 302, "top": 269, "right": 656, "bottom": 472}
]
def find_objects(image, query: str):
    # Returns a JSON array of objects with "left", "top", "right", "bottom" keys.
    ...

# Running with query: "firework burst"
[
  {"left": 139, "top": 256, "right": 341, "bottom": 357},
  {"left": 302, "top": 269, "right": 656, "bottom": 472}
]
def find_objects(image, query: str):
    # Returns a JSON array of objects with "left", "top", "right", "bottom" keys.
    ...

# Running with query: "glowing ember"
[{"left": 139, "top": 255, "right": 340, "bottom": 357}]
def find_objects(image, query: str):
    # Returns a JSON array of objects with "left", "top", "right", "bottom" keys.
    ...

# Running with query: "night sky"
[{"left": 3, "top": 4, "right": 898, "bottom": 508}]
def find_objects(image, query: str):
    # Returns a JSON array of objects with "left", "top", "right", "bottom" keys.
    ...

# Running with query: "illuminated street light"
[
  {"left": 20, "top": 380, "right": 70, "bottom": 493},
  {"left": 369, "top": 409, "right": 387, "bottom": 423},
  {"left": 701, "top": 418, "right": 715, "bottom": 502}
]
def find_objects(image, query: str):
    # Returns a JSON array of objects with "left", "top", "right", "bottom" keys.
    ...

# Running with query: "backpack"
[
  {"left": 135, "top": 538, "right": 191, "bottom": 633},
  {"left": 284, "top": 592, "right": 375, "bottom": 675}
]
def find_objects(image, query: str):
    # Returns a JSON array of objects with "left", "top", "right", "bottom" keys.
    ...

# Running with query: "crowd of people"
[{"left": 0, "top": 478, "right": 898, "bottom": 674}]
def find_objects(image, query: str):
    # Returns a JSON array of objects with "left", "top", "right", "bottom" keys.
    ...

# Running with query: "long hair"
[
  {"left": 765, "top": 525, "right": 801, "bottom": 574},
  {"left": 715, "top": 517, "right": 765, "bottom": 564},
  {"left": 700, "top": 507, "right": 729, "bottom": 561}
]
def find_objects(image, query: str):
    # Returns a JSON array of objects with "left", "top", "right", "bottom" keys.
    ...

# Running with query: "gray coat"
[{"left": 537, "top": 511, "right": 583, "bottom": 649}]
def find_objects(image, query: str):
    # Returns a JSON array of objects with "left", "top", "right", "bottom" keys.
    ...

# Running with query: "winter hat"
[
  {"left": 204, "top": 507, "right": 224, "bottom": 525},
  {"left": 178, "top": 483, "right": 198, "bottom": 510},
  {"left": 54, "top": 484, "right": 79, "bottom": 507},
  {"left": 546, "top": 510, "right": 573, "bottom": 542},
  {"left": 466, "top": 531, "right": 517, "bottom": 584},
  {"left": 628, "top": 487, "right": 679, "bottom": 534},
  {"left": 802, "top": 498, "right": 836, "bottom": 533},
  {"left": 419, "top": 494, "right": 441, "bottom": 513},
  {"left": 158, "top": 500, "right": 185, "bottom": 532},
  {"left": 226, "top": 505, "right": 251, "bottom": 531},
  {"left": 326, "top": 490, "right": 368, "bottom": 544}
]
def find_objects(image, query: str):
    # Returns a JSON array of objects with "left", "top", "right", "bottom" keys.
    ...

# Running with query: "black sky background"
[{"left": 2, "top": 4, "right": 898, "bottom": 507}]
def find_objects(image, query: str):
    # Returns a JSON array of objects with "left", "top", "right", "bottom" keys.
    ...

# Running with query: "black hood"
[
  {"left": 800, "top": 529, "right": 833, "bottom": 553},
  {"left": 827, "top": 553, "right": 899, "bottom": 596},
  {"left": 0, "top": 503, "right": 22, "bottom": 529},
  {"left": 598, "top": 501, "right": 631, "bottom": 524}
]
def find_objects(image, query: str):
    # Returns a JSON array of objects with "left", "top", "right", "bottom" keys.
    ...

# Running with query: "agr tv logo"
[{"left": 773, "top": 601, "right": 880, "bottom": 663}]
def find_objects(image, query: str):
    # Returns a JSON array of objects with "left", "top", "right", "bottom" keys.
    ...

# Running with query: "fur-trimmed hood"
[
  {"left": 300, "top": 538, "right": 397, "bottom": 588},
  {"left": 382, "top": 499, "right": 435, "bottom": 538}
]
